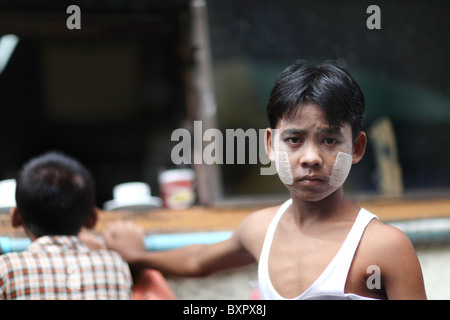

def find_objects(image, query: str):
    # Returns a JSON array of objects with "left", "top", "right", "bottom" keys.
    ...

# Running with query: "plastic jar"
[{"left": 158, "top": 169, "right": 195, "bottom": 210}]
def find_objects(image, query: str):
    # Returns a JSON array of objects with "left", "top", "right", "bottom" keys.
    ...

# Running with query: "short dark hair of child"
[
  {"left": 266, "top": 60, "right": 365, "bottom": 142},
  {"left": 15, "top": 151, "right": 96, "bottom": 237}
]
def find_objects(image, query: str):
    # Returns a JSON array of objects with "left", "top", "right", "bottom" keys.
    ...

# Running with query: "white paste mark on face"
[
  {"left": 275, "top": 151, "right": 294, "bottom": 185},
  {"left": 329, "top": 152, "right": 353, "bottom": 188},
  {"left": 273, "top": 129, "right": 293, "bottom": 185}
]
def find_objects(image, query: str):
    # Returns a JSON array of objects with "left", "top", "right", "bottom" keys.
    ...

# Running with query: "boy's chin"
[{"left": 287, "top": 185, "right": 341, "bottom": 203}]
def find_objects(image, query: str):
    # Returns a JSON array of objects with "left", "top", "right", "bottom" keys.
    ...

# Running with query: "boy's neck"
[{"left": 289, "top": 188, "right": 359, "bottom": 226}]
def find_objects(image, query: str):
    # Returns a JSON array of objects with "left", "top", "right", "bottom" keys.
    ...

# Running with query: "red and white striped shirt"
[{"left": 0, "top": 235, "right": 133, "bottom": 300}]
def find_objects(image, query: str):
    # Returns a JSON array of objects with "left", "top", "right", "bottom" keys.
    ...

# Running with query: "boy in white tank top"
[{"left": 103, "top": 61, "right": 427, "bottom": 300}]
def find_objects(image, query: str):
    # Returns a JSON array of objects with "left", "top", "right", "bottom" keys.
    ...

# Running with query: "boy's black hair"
[
  {"left": 267, "top": 60, "right": 365, "bottom": 141},
  {"left": 15, "top": 151, "right": 96, "bottom": 237}
]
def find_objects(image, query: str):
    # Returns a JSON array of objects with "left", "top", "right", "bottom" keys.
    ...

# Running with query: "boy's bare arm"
[
  {"left": 103, "top": 220, "right": 256, "bottom": 277},
  {"left": 367, "top": 222, "right": 427, "bottom": 299},
  {"left": 383, "top": 230, "right": 427, "bottom": 299}
]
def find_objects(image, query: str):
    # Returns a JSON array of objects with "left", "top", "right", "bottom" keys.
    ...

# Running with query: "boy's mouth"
[{"left": 297, "top": 175, "right": 325, "bottom": 185}]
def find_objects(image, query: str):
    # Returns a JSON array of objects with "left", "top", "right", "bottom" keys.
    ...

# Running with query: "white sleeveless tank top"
[{"left": 258, "top": 199, "right": 378, "bottom": 300}]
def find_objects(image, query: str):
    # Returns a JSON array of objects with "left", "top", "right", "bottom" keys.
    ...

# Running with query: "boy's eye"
[
  {"left": 324, "top": 138, "right": 339, "bottom": 145},
  {"left": 285, "top": 137, "right": 302, "bottom": 144}
]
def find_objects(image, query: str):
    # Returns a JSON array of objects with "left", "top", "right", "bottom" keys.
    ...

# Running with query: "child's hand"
[{"left": 103, "top": 220, "right": 146, "bottom": 263}]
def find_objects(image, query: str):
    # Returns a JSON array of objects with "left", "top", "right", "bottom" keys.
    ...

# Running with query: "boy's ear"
[
  {"left": 264, "top": 128, "right": 276, "bottom": 162},
  {"left": 352, "top": 131, "right": 367, "bottom": 164},
  {"left": 84, "top": 207, "right": 99, "bottom": 230},
  {"left": 10, "top": 207, "right": 23, "bottom": 228}
]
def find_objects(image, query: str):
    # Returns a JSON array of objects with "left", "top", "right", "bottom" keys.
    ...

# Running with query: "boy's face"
[{"left": 265, "top": 103, "right": 366, "bottom": 202}]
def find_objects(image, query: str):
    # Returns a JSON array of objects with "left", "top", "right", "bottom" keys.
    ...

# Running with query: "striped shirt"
[{"left": 0, "top": 235, "right": 133, "bottom": 300}]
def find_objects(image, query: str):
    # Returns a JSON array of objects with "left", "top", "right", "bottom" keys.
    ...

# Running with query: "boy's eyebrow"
[
  {"left": 280, "top": 128, "right": 307, "bottom": 135},
  {"left": 280, "top": 127, "right": 342, "bottom": 135},
  {"left": 318, "top": 127, "right": 343, "bottom": 135}
]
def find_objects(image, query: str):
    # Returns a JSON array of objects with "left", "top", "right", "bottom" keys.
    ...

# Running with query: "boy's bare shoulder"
[
  {"left": 364, "top": 219, "right": 411, "bottom": 245},
  {"left": 233, "top": 204, "right": 282, "bottom": 255},
  {"left": 359, "top": 218, "right": 416, "bottom": 264},
  {"left": 238, "top": 205, "right": 280, "bottom": 232},
  {"left": 358, "top": 217, "right": 426, "bottom": 299}
]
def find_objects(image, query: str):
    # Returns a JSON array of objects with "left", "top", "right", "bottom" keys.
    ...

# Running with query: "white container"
[
  {"left": 0, "top": 179, "right": 16, "bottom": 212},
  {"left": 103, "top": 182, "right": 162, "bottom": 211},
  {"left": 158, "top": 169, "right": 195, "bottom": 210}
]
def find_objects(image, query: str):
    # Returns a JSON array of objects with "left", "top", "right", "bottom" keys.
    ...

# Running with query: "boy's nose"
[{"left": 300, "top": 143, "right": 322, "bottom": 168}]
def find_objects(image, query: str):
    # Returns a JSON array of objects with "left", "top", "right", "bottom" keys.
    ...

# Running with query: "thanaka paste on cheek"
[
  {"left": 273, "top": 129, "right": 294, "bottom": 185},
  {"left": 329, "top": 152, "right": 353, "bottom": 188},
  {"left": 275, "top": 151, "right": 294, "bottom": 185}
]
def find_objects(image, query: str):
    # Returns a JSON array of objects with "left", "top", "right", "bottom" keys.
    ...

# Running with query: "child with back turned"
[
  {"left": 104, "top": 61, "right": 426, "bottom": 300},
  {"left": 0, "top": 151, "right": 133, "bottom": 299}
]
